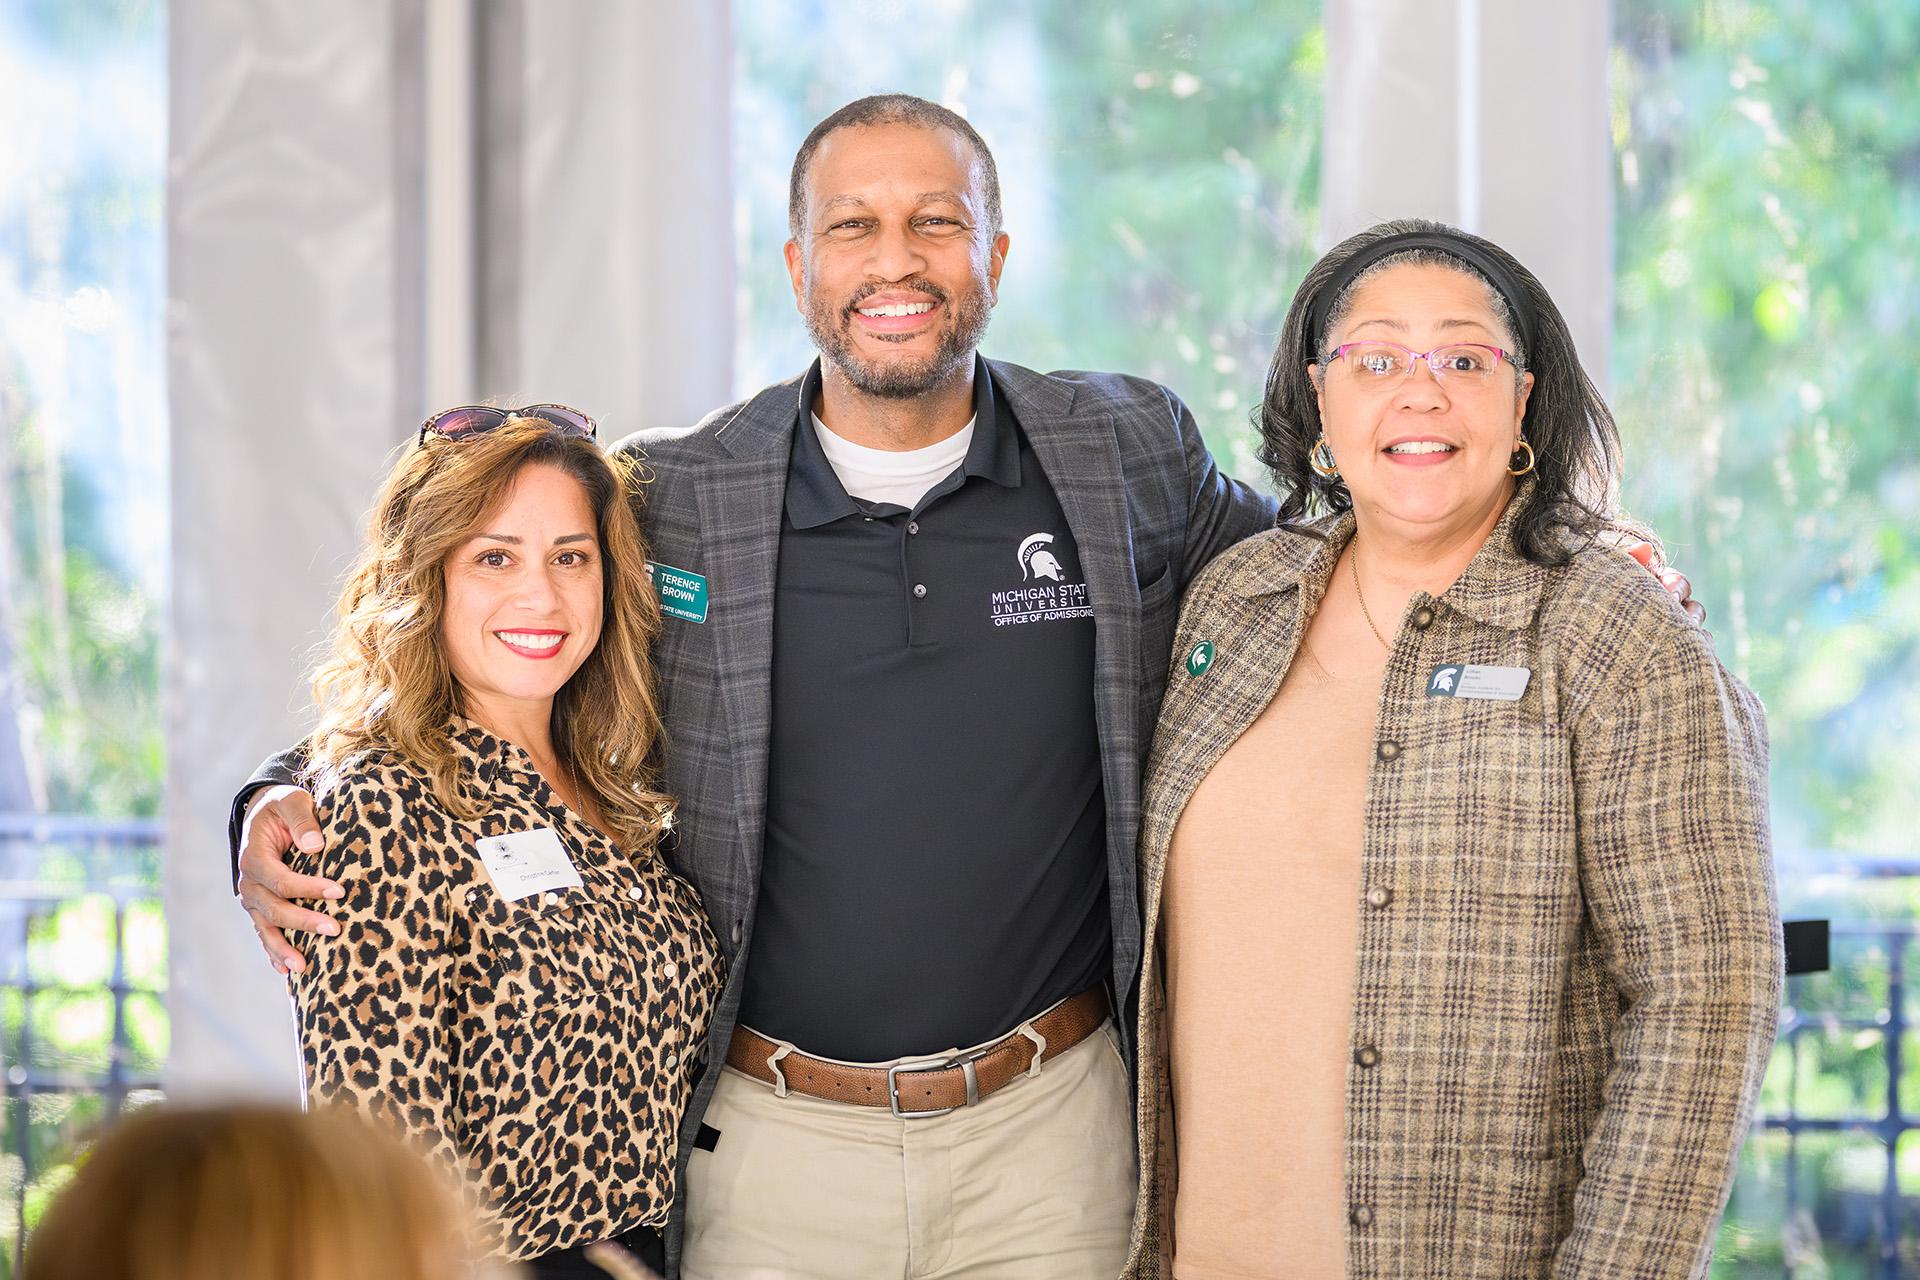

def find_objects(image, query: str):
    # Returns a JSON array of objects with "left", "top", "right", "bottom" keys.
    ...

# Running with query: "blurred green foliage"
[{"left": 1612, "top": 0, "right": 1920, "bottom": 859}]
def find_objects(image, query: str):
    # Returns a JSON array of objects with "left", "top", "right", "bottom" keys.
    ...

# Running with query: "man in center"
[{"left": 238, "top": 94, "right": 1276, "bottom": 1278}]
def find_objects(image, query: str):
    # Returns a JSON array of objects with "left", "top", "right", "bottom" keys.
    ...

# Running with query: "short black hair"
[
  {"left": 787, "top": 94, "right": 1003, "bottom": 241},
  {"left": 1259, "top": 218, "right": 1634, "bottom": 565}
]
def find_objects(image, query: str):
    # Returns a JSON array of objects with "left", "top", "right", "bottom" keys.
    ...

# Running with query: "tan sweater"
[{"left": 1162, "top": 642, "right": 1383, "bottom": 1280}]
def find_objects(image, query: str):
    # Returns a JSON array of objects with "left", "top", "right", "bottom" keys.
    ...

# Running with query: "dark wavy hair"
[{"left": 1258, "top": 218, "right": 1632, "bottom": 565}]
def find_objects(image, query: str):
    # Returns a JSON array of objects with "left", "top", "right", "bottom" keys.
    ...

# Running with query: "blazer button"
[
  {"left": 1365, "top": 885, "right": 1394, "bottom": 910},
  {"left": 1350, "top": 1205, "right": 1375, "bottom": 1228},
  {"left": 1412, "top": 606, "right": 1434, "bottom": 629},
  {"left": 1354, "top": 1044, "right": 1381, "bottom": 1068},
  {"left": 732, "top": 921, "right": 743, "bottom": 944},
  {"left": 1376, "top": 740, "right": 1402, "bottom": 762}
]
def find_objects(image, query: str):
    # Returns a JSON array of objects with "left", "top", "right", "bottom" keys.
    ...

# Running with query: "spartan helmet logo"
[
  {"left": 1430, "top": 666, "right": 1462, "bottom": 694},
  {"left": 1018, "top": 533, "right": 1065, "bottom": 582}
]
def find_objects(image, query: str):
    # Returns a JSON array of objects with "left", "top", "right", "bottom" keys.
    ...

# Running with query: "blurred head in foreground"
[{"left": 25, "top": 1104, "right": 468, "bottom": 1280}]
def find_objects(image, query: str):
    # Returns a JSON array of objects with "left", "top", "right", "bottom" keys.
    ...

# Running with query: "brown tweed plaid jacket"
[{"left": 1123, "top": 504, "right": 1780, "bottom": 1279}]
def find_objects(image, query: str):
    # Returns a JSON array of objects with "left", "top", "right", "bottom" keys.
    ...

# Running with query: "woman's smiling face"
[
  {"left": 440, "top": 462, "right": 603, "bottom": 730},
  {"left": 1314, "top": 262, "right": 1535, "bottom": 543}
]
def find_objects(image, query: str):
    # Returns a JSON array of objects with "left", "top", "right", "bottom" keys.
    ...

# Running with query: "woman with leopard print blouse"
[{"left": 286, "top": 410, "right": 723, "bottom": 1278}]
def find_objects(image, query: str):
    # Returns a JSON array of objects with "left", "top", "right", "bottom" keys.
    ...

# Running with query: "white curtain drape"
[
  {"left": 1323, "top": 0, "right": 1612, "bottom": 379},
  {"left": 165, "top": 0, "right": 734, "bottom": 1095}
]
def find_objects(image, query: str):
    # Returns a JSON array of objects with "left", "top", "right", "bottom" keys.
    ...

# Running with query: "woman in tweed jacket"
[{"left": 1125, "top": 221, "right": 1780, "bottom": 1280}]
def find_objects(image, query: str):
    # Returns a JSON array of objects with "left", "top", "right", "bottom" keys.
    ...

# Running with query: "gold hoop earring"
[
  {"left": 1310, "top": 435, "right": 1340, "bottom": 478},
  {"left": 1508, "top": 439, "right": 1536, "bottom": 476}
]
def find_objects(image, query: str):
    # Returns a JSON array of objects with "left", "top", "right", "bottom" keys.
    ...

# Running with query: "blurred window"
[
  {"left": 732, "top": 0, "right": 1324, "bottom": 478},
  {"left": 0, "top": 0, "right": 168, "bottom": 1263}
]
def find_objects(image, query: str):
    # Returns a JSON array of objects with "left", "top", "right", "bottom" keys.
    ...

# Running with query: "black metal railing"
[
  {"left": 1737, "top": 919, "right": 1920, "bottom": 1277},
  {"left": 0, "top": 814, "right": 165, "bottom": 1278}
]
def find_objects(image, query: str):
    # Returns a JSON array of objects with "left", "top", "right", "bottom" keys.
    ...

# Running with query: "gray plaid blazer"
[
  {"left": 611, "top": 357, "right": 1276, "bottom": 1269},
  {"left": 1123, "top": 504, "right": 1780, "bottom": 1279}
]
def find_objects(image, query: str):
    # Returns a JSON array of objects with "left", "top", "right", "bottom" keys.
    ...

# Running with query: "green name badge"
[{"left": 646, "top": 562, "right": 709, "bottom": 624}]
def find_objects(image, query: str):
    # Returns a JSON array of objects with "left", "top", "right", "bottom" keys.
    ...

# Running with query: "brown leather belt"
[{"left": 725, "top": 986, "right": 1109, "bottom": 1117}]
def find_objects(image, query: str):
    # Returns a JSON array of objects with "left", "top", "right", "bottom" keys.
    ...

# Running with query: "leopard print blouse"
[{"left": 289, "top": 720, "right": 724, "bottom": 1262}]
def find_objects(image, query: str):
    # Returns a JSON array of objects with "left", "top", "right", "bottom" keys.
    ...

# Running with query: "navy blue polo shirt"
[{"left": 737, "top": 359, "right": 1109, "bottom": 1062}]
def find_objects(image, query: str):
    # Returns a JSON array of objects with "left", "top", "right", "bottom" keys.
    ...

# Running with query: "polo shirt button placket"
[
  {"left": 907, "top": 521, "right": 919, "bottom": 535},
  {"left": 913, "top": 583, "right": 928, "bottom": 599}
]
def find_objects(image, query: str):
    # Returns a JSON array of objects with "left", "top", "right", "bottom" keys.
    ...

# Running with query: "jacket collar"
[
  {"left": 784, "top": 354, "right": 1023, "bottom": 530},
  {"left": 1238, "top": 479, "right": 1553, "bottom": 633}
]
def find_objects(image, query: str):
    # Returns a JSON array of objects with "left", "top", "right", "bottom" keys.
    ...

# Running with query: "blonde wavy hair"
[
  {"left": 25, "top": 1104, "right": 469, "bottom": 1280},
  {"left": 304, "top": 417, "right": 670, "bottom": 853}
]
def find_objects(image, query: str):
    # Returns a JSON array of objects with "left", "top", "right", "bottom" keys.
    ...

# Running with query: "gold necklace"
[{"left": 1351, "top": 538, "right": 1390, "bottom": 650}]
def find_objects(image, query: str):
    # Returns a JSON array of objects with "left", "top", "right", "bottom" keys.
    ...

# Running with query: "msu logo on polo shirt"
[{"left": 990, "top": 532, "right": 1092, "bottom": 627}]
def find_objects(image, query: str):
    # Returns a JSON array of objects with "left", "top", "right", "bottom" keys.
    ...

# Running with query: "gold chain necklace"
[{"left": 1351, "top": 538, "right": 1390, "bottom": 650}]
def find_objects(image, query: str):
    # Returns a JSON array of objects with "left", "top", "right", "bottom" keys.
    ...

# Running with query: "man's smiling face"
[{"left": 785, "top": 121, "right": 1009, "bottom": 399}]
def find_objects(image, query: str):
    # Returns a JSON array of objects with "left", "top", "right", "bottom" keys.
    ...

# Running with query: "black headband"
[{"left": 1306, "top": 231, "right": 1538, "bottom": 359}]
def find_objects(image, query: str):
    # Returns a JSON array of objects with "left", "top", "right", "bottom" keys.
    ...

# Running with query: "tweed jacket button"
[
  {"left": 1412, "top": 606, "right": 1434, "bottom": 629},
  {"left": 1365, "top": 885, "right": 1393, "bottom": 909},
  {"left": 1354, "top": 1044, "right": 1381, "bottom": 1068},
  {"left": 1376, "top": 740, "right": 1402, "bottom": 761},
  {"left": 1350, "top": 1205, "right": 1374, "bottom": 1228},
  {"left": 913, "top": 583, "right": 928, "bottom": 598}
]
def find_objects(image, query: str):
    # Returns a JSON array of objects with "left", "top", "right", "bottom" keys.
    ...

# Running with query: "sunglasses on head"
[{"left": 417, "top": 403, "right": 598, "bottom": 447}]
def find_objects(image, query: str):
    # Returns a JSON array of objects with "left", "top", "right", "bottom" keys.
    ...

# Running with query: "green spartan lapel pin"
[{"left": 1186, "top": 641, "right": 1216, "bottom": 676}]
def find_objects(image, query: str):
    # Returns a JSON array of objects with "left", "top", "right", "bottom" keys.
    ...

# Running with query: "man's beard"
[{"left": 804, "top": 273, "right": 994, "bottom": 400}]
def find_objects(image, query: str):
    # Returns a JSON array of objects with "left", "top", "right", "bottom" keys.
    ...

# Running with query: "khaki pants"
[{"left": 682, "top": 1019, "right": 1137, "bottom": 1280}]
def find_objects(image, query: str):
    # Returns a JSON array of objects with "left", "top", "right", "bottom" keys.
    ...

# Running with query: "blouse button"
[
  {"left": 663, "top": 962, "right": 678, "bottom": 979},
  {"left": 1365, "top": 885, "right": 1393, "bottom": 910},
  {"left": 542, "top": 892, "right": 559, "bottom": 905},
  {"left": 1354, "top": 1044, "right": 1381, "bottom": 1068},
  {"left": 627, "top": 885, "right": 645, "bottom": 901},
  {"left": 464, "top": 890, "right": 478, "bottom": 906},
  {"left": 1376, "top": 740, "right": 1402, "bottom": 762},
  {"left": 666, "top": 1052, "right": 679, "bottom": 1068},
  {"left": 1412, "top": 606, "right": 1434, "bottom": 629}
]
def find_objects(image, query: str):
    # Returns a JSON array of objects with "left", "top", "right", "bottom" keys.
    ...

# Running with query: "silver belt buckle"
[{"left": 887, "top": 1049, "right": 984, "bottom": 1119}]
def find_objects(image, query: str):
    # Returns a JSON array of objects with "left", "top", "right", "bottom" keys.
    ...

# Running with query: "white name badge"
[
  {"left": 474, "top": 827, "right": 583, "bottom": 903},
  {"left": 1426, "top": 663, "right": 1532, "bottom": 702}
]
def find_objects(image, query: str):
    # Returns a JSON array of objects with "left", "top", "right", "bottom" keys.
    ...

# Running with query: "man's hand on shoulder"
[
  {"left": 237, "top": 784, "right": 342, "bottom": 976},
  {"left": 1605, "top": 533, "right": 1708, "bottom": 628}
]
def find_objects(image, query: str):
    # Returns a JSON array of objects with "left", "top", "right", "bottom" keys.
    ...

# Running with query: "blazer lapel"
[
  {"left": 691, "top": 390, "right": 796, "bottom": 878},
  {"left": 996, "top": 363, "right": 1147, "bottom": 955}
]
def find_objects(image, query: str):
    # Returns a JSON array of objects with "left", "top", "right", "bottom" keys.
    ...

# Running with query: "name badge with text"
[
  {"left": 474, "top": 828, "right": 582, "bottom": 903},
  {"left": 1426, "top": 664, "right": 1532, "bottom": 701},
  {"left": 646, "top": 562, "right": 710, "bottom": 624}
]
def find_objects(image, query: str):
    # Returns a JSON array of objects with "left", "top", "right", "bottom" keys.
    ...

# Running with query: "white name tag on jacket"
[
  {"left": 474, "top": 828, "right": 582, "bottom": 902},
  {"left": 1426, "top": 664, "right": 1532, "bottom": 701}
]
